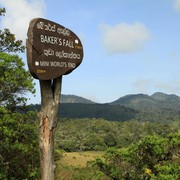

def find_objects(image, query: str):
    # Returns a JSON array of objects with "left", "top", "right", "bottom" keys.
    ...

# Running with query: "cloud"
[
  {"left": 133, "top": 78, "right": 180, "bottom": 95},
  {"left": 99, "top": 22, "right": 150, "bottom": 54},
  {"left": 0, "top": 0, "right": 46, "bottom": 43},
  {"left": 133, "top": 79, "right": 152, "bottom": 94},
  {"left": 173, "top": 0, "right": 180, "bottom": 11},
  {"left": 154, "top": 81, "right": 180, "bottom": 92}
]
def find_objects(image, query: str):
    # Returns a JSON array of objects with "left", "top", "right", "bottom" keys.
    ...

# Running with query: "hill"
[
  {"left": 111, "top": 93, "right": 159, "bottom": 111},
  {"left": 61, "top": 94, "right": 95, "bottom": 104},
  {"left": 151, "top": 92, "right": 180, "bottom": 106},
  {"left": 59, "top": 103, "right": 137, "bottom": 121},
  {"left": 30, "top": 92, "right": 180, "bottom": 123},
  {"left": 110, "top": 92, "right": 180, "bottom": 122},
  {"left": 31, "top": 103, "right": 137, "bottom": 122},
  {"left": 111, "top": 92, "right": 180, "bottom": 111}
]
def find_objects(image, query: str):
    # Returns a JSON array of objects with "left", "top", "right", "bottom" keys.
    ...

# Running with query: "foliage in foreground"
[
  {"left": 91, "top": 133, "right": 180, "bottom": 180},
  {"left": 0, "top": 107, "right": 40, "bottom": 179}
]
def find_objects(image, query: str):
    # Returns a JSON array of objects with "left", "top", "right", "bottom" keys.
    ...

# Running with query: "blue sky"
[{"left": 1, "top": 0, "right": 180, "bottom": 103}]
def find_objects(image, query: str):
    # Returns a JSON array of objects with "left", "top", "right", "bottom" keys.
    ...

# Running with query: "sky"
[{"left": 0, "top": 0, "right": 180, "bottom": 104}]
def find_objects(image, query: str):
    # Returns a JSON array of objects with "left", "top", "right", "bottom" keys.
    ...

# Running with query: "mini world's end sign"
[{"left": 26, "top": 18, "right": 83, "bottom": 80}]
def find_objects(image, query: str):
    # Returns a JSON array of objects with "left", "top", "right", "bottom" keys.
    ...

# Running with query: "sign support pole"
[{"left": 38, "top": 76, "right": 62, "bottom": 180}]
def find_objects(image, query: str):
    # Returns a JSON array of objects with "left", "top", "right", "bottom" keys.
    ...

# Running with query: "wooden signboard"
[
  {"left": 26, "top": 18, "right": 84, "bottom": 180},
  {"left": 26, "top": 18, "right": 83, "bottom": 80}
]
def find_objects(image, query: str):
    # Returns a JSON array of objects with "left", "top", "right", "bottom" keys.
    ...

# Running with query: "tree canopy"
[
  {"left": 0, "top": 7, "right": 35, "bottom": 111},
  {"left": 0, "top": 52, "right": 35, "bottom": 111},
  {"left": 92, "top": 133, "right": 180, "bottom": 179},
  {"left": 0, "top": 7, "right": 40, "bottom": 179},
  {"left": 0, "top": 7, "right": 5, "bottom": 16},
  {"left": 0, "top": 108, "right": 40, "bottom": 179},
  {"left": 0, "top": 7, "right": 25, "bottom": 53}
]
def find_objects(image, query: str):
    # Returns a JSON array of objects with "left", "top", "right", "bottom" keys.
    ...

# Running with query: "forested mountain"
[
  {"left": 110, "top": 92, "right": 180, "bottom": 122},
  {"left": 61, "top": 94, "right": 95, "bottom": 104},
  {"left": 31, "top": 92, "right": 180, "bottom": 122},
  {"left": 151, "top": 92, "right": 180, "bottom": 105},
  {"left": 59, "top": 103, "right": 137, "bottom": 121},
  {"left": 32, "top": 103, "right": 137, "bottom": 122},
  {"left": 111, "top": 93, "right": 158, "bottom": 110},
  {"left": 61, "top": 92, "right": 180, "bottom": 112},
  {"left": 111, "top": 92, "right": 180, "bottom": 111}
]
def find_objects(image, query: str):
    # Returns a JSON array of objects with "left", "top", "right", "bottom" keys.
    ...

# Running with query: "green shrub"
[
  {"left": 91, "top": 133, "right": 180, "bottom": 179},
  {"left": 0, "top": 108, "right": 40, "bottom": 179}
]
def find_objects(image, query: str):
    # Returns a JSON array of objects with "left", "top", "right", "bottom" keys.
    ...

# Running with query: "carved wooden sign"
[{"left": 26, "top": 18, "right": 83, "bottom": 80}]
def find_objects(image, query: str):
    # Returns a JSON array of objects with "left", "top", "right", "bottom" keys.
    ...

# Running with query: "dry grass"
[
  {"left": 58, "top": 151, "right": 104, "bottom": 167},
  {"left": 55, "top": 151, "right": 106, "bottom": 179}
]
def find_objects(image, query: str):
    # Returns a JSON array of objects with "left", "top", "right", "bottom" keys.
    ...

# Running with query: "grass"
[
  {"left": 55, "top": 151, "right": 107, "bottom": 179},
  {"left": 58, "top": 151, "right": 104, "bottom": 167}
]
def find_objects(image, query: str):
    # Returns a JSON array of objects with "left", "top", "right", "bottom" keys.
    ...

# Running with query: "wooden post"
[{"left": 38, "top": 76, "right": 62, "bottom": 180}]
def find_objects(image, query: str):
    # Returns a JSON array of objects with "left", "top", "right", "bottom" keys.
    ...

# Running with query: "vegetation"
[
  {"left": 91, "top": 133, "right": 180, "bottom": 179},
  {"left": 0, "top": 7, "right": 25, "bottom": 53},
  {"left": 32, "top": 103, "right": 138, "bottom": 122},
  {"left": 60, "top": 103, "right": 137, "bottom": 121},
  {"left": 0, "top": 52, "right": 35, "bottom": 111},
  {"left": 55, "top": 151, "right": 107, "bottom": 180},
  {"left": 54, "top": 118, "right": 180, "bottom": 179},
  {"left": 32, "top": 92, "right": 180, "bottom": 123},
  {"left": 1, "top": 6, "right": 180, "bottom": 180},
  {"left": 111, "top": 92, "right": 180, "bottom": 122},
  {"left": 0, "top": 7, "right": 35, "bottom": 112},
  {"left": 0, "top": 108, "right": 40, "bottom": 179},
  {"left": 55, "top": 118, "right": 178, "bottom": 152},
  {"left": 0, "top": 7, "right": 39, "bottom": 179},
  {"left": 61, "top": 94, "right": 95, "bottom": 104},
  {"left": 54, "top": 119, "right": 180, "bottom": 179}
]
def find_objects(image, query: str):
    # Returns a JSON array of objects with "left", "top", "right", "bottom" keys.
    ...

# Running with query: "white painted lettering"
[
  {"left": 68, "top": 62, "right": 76, "bottom": 68},
  {"left": 37, "top": 22, "right": 56, "bottom": 32},
  {"left": 37, "top": 22, "right": 44, "bottom": 29},
  {"left": 44, "top": 23, "right": 56, "bottom": 32},
  {"left": 40, "top": 35, "right": 58, "bottom": 44},
  {"left": 50, "top": 61, "right": 67, "bottom": 67},
  {"left": 40, "top": 61, "right": 49, "bottom": 66},
  {"left": 55, "top": 50, "right": 81, "bottom": 59},
  {"left": 35, "top": 61, "right": 39, "bottom": 66},
  {"left": 44, "top": 48, "right": 54, "bottom": 56},
  {"left": 59, "top": 38, "right": 62, "bottom": 46},
  {"left": 62, "top": 39, "right": 74, "bottom": 48},
  {"left": 57, "top": 28, "right": 70, "bottom": 36}
]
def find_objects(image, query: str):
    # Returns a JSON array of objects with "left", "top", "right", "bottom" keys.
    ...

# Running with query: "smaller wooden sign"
[{"left": 26, "top": 18, "right": 83, "bottom": 80}]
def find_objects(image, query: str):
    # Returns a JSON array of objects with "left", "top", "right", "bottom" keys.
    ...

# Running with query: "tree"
[
  {"left": 0, "top": 7, "right": 40, "bottom": 179},
  {"left": 0, "top": 52, "right": 35, "bottom": 111},
  {"left": 92, "top": 133, "right": 180, "bottom": 179},
  {"left": 0, "top": 107, "right": 40, "bottom": 179},
  {"left": 0, "top": 7, "right": 25, "bottom": 53},
  {"left": 104, "top": 133, "right": 117, "bottom": 147},
  {"left": 0, "top": 7, "right": 35, "bottom": 111},
  {"left": 0, "top": 7, "right": 5, "bottom": 16}
]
